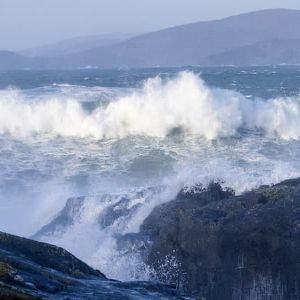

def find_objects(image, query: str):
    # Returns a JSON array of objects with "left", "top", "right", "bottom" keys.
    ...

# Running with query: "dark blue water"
[{"left": 1, "top": 66, "right": 300, "bottom": 99}]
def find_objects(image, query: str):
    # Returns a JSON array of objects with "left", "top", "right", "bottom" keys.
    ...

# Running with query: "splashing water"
[
  {"left": 1, "top": 72, "right": 300, "bottom": 140},
  {"left": 1, "top": 68, "right": 300, "bottom": 281}
]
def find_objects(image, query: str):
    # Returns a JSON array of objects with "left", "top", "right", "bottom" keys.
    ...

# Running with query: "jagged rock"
[
  {"left": 34, "top": 187, "right": 162, "bottom": 239},
  {"left": 99, "top": 197, "right": 142, "bottom": 229},
  {"left": 33, "top": 196, "right": 85, "bottom": 239},
  {"left": 139, "top": 181, "right": 300, "bottom": 299}
]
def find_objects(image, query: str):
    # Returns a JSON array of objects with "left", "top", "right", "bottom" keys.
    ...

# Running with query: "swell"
[{"left": 0, "top": 72, "right": 300, "bottom": 140}]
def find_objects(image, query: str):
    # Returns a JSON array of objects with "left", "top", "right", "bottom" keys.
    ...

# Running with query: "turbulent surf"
[{"left": 1, "top": 67, "right": 300, "bottom": 282}]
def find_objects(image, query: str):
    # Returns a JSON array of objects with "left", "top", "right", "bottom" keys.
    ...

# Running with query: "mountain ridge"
[
  {"left": 1, "top": 8, "right": 300, "bottom": 69},
  {"left": 19, "top": 32, "right": 140, "bottom": 57}
]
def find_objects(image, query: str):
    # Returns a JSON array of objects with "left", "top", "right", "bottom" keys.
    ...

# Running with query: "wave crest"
[{"left": 1, "top": 72, "right": 300, "bottom": 140}]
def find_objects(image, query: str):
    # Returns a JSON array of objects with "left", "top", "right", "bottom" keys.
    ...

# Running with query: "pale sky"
[{"left": 1, "top": 0, "right": 300, "bottom": 50}]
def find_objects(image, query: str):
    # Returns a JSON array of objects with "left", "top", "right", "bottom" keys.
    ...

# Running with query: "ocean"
[{"left": 1, "top": 66, "right": 300, "bottom": 281}]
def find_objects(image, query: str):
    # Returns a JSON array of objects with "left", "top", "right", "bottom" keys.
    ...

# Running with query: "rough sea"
[{"left": 1, "top": 66, "right": 300, "bottom": 281}]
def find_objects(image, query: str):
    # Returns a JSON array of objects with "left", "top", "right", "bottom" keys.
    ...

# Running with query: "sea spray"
[
  {"left": 1, "top": 72, "right": 300, "bottom": 140},
  {"left": 1, "top": 69, "right": 300, "bottom": 282}
]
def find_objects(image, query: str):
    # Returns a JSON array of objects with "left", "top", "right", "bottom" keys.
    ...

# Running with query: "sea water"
[{"left": 1, "top": 66, "right": 300, "bottom": 280}]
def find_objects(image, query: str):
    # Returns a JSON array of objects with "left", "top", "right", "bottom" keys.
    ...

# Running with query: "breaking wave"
[{"left": 1, "top": 72, "right": 300, "bottom": 140}]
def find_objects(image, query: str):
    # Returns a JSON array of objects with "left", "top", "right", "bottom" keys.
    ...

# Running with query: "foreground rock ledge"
[
  {"left": 0, "top": 232, "right": 180, "bottom": 299},
  {"left": 138, "top": 179, "right": 300, "bottom": 300}
]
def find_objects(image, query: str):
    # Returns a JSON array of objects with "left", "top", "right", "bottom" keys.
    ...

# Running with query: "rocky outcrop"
[
  {"left": 33, "top": 189, "right": 155, "bottom": 239},
  {"left": 0, "top": 232, "right": 180, "bottom": 299},
  {"left": 28, "top": 178, "right": 300, "bottom": 299},
  {"left": 138, "top": 180, "right": 300, "bottom": 299},
  {"left": 33, "top": 196, "right": 85, "bottom": 239}
]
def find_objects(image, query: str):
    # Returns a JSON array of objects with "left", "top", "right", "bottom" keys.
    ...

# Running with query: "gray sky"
[{"left": 1, "top": 0, "right": 300, "bottom": 50}]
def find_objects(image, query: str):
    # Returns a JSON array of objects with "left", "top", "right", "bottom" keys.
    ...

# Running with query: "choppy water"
[{"left": 1, "top": 66, "right": 300, "bottom": 281}]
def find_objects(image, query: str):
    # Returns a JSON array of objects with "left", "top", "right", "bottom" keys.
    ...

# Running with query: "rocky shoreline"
[
  {"left": 0, "top": 232, "right": 179, "bottom": 299},
  {"left": 1, "top": 178, "right": 300, "bottom": 299}
]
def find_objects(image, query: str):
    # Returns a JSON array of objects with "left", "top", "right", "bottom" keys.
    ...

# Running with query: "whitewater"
[
  {"left": 1, "top": 72, "right": 300, "bottom": 140},
  {"left": 1, "top": 67, "right": 300, "bottom": 281}
]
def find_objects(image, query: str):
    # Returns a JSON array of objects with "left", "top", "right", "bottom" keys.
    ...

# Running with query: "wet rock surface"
[
  {"left": 138, "top": 180, "right": 300, "bottom": 299},
  {"left": 0, "top": 232, "right": 182, "bottom": 299}
]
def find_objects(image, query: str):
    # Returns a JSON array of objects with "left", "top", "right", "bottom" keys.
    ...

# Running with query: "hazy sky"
[{"left": 1, "top": 0, "right": 300, "bottom": 50}]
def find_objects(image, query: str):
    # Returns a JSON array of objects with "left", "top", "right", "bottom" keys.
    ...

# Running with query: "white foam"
[
  {"left": 1, "top": 72, "right": 300, "bottom": 140},
  {"left": 3, "top": 72, "right": 300, "bottom": 282}
]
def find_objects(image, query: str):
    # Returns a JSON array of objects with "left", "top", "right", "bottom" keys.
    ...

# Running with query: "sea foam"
[{"left": 0, "top": 72, "right": 300, "bottom": 140}]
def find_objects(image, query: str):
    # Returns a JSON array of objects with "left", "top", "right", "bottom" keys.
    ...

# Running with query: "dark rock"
[
  {"left": 139, "top": 180, "right": 300, "bottom": 299},
  {"left": 34, "top": 187, "right": 162, "bottom": 238},
  {"left": 0, "top": 232, "right": 182, "bottom": 299},
  {"left": 99, "top": 197, "right": 142, "bottom": 229},
  {"left": 0, "top": 231, "right": 104, "bottom": 279},
  {"left": 33, "top": 196, "right": 85, "bottom": 239}
]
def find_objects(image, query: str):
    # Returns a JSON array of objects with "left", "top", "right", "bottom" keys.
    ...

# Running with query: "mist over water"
[{"left": 1, "top": 67, "right": 300, "bottom": 281}]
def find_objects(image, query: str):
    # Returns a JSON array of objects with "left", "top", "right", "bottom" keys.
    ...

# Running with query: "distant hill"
[
  {"left": 205, "top": 39, "right": 300, "bottom": 66},
  {"left": 19, "top": 33, "right": 140, "bottom": 57},
  {"left": 0, "top": 51, "right": 32, "bottom": 70},
  {"left": 2, "top": 9, "right": 300, "bottom": 69},
  {"left": 59, "top": 8, "right": 300, "bottom": 68}
]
